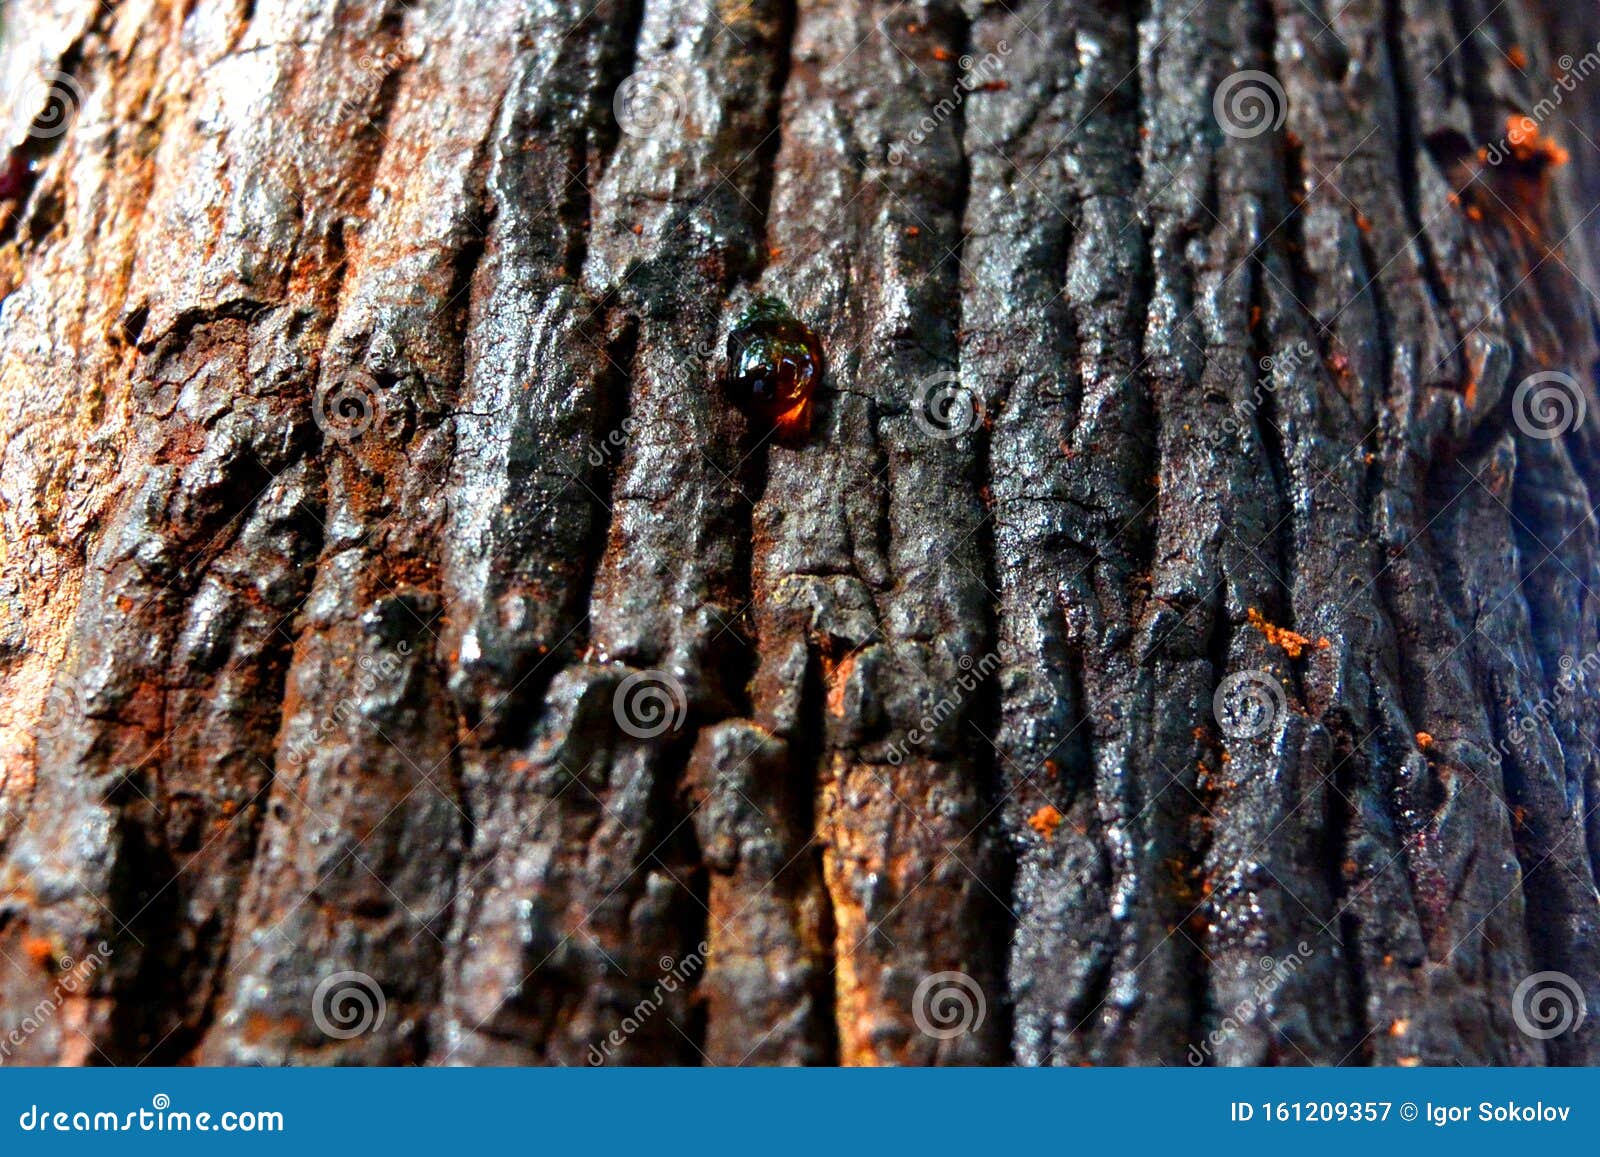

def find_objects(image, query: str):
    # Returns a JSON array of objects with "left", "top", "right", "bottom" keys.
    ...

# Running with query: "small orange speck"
[
  {"left": 1027, "top": 804, "right": 1063, "bottom": 840},
  {"left": 768, "top": 247, "right": 783, "bottom": 260},
  {"left": 1508, "top": 45, "right": 1528, "bottom": 70},
  {"left": 1465, "top": 204, "right": 1483, "bottom": 221},
  {"left": 1390, "top": 1017, "right": 1411, "bottom": 1037},
  {"left": 1398, "top": 1056, "right": 1422, "bottom": 1067},
  {"left": 1504, "top": 114, "right": 1569, "bottom": 167},
  {"left": 905, "top": 225, "right": 920, "bottom": 237},
  {"left": 630, "top": 223, "right": 643, "bottom": 235},
  {"left": 1138, "top": 126, "right": 1151, "bottom": 139},
  {"left": 1356, "top": 213, "right": 1372, "bottom": 233},
  {"left": 932, "top": 46, "right": 953, "bottom": 62},
  {"left": 23, "top": 937, "right": 55, "bottom": 970}
]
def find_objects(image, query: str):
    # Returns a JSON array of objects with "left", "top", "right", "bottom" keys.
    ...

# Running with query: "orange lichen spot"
[
  {"left": 768, "top": 247, "right": 783, "bottom": 260},
  {"left": 630, "top": 223, "right": 643, "bottom": 235},
  {"left": 1513, "top": 804, "right": 1528, "bottom": 830},
  {"left": 932, "top": 46, "right": 953, "bottom": 62},
  {"left": 1249, "top": 305, "right": 1262, "bottom": 329},
  {"left": 1042, "top": 759, "right": 1060, "bottom": 779},
  {"left": 1465, "top": 203, "right": 1484, "bottom": 221},
  {"left": 23, "top": 936, "right": 55, "bottom": 970},
  {"left": 1355, "top": 212, "right": 1373, "bottom": 233},
  {"left": 978, "top": 80, "right": 1009, "bottom": 92},
  {"left": 1027, "top": 804, "right": 1063, "bottom": 840},
  {"left": 1507, "top": 45, "right": 1528, "bottom": 70},
  {"left": 1342, "top": 858, "right": 1359, "bottom": 877},
  {"left": 1138, "top": 126, "right": 1151, "bottom": 140},
  {"left": 826, "top": 654, "right": 857, "bottom": 717},
  {"left": 1246, "top": 607, "right": 1329, "bottom": 658},
  {"left": 1220, "top": 751, "right": 1232, "bottom": 764},
  {"left": 1328, "top": 350, "right": 1349, "bottom": 374},
  {"left": 1398, "top": 1056, "right": 1422, "bottom": 1067},
  {"left": 1505, "top": 114, "right": 1568, "bottom": 167},
  {"left": 1416, "top": 731, "right": 1434, "bottom": 750},
  {"left": 905, "top": 225, "right": 920, "bottom": 237},
  {"left": 1390, "top": 1017, "right": 1411, "bottom": 1037},
  {"left": 1382, "top": 954, "right": 1395, "bottom": 967}
]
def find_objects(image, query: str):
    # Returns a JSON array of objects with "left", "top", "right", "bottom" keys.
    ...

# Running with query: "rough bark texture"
[{"left": 2, "top": 0, "right": 1600, "bottom": 1066}]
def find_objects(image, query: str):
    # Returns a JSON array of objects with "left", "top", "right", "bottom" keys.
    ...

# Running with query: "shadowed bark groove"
[{"left": 2, "top": 0, "right": 1599, "bottom": 1067}]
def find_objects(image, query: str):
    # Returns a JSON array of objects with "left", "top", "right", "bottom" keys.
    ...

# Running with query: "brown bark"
[{"left": 2, "top": 0, "right": 1600, "bottom": 1066}]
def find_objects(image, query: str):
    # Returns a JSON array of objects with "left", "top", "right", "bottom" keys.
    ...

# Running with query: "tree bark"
[{"left": 2, "top": 0, "right": 1600, "bottom": 1067}]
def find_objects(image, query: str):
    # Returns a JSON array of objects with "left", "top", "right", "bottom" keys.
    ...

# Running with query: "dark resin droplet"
[{"left": 725, "top": 296, "right": 822, "bottom": 439}]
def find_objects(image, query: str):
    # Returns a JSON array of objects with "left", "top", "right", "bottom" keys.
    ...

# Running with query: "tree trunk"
[{"left": 2, "top": 0, "right": 1600, "bottom": 1067}]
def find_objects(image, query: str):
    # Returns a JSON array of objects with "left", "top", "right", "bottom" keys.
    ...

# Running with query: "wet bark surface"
[{"left": 2, "top": 0, "right": 1600, "bottom": 1066}]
